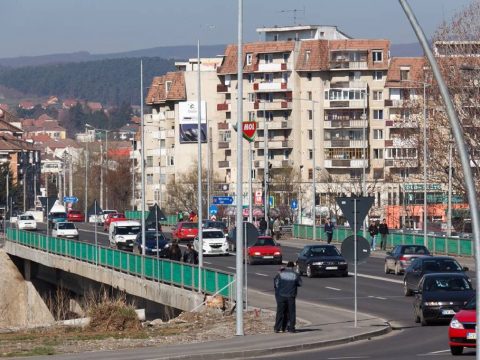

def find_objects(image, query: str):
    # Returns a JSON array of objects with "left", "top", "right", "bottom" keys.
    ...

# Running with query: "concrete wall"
[{"left": 4, "top": 242, "right": 204, "bottom": 313}]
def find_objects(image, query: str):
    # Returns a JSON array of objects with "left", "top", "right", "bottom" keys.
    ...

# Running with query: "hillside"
[{"left": 0, "top": 57, "right": 176, "bottom": 106}]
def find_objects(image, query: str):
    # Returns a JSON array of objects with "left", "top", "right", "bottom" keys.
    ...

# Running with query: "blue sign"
[
  {"left": 269, "top": 196, "right": 275, "bottom": 207},
  {"left": 291, "top": 199, "right": 298, "bottom": 210},
  {"left": 209, "top": 204, "right": 218, "bottom": 215},
  {"left": 63, "top": 196, "right": 78, "bottom": 203},
  {"left": 213, "top": 196, "right": 234, "bottom": 205}
]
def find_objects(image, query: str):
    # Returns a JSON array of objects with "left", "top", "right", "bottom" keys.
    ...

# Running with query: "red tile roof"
[
  {"left": 296, "top": 40, "right": 330, "bottom": 71},
  {"left": 87, "top": 102, "right": 103, "bottom": 111},
  {"left": 146, "top": 72, "right": 186, "bottom": 105},
  {"left": 385, "top": 57, "right": 426, "bottom": 88},
  {"left": 0, "top": 118, "right": 24, "bottom": 134}
]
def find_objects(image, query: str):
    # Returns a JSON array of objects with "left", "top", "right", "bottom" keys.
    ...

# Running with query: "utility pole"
[
  {"left": 69, "top": 154, "right": 73, "bottom": 197},
  {"left": 100, "top": 142, "right": 104, "bottom": 210}
]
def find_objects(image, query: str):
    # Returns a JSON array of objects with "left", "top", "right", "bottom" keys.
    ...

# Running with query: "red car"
[
  {"left": 103, "top": 213, "right": 127, "bottom": 231},
  {"left": 67, "top": 210, "right": 85, "bottom": 222},
  {"left": 246, "top": 236, "right": 282, "bottom": 265},
  {"left": 172, "top": 222, "right": 198, "bottom": 242},
  {"left": 449, "top": 296, "right": 476, "bottom": 355}
]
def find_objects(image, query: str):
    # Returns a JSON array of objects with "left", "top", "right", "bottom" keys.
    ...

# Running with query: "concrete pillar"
[{"left": 24, "top": 259, "right": 31, "bottom": 281}]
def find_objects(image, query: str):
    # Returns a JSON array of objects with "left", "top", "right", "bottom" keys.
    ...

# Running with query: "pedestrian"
[
  {"left": 273, "top": 261, "right": 302, "bottom": 333},
  {"left": 183, "top": 242, "right": 198, "bottom": 264},
  {"left": 273, "top": 217, "right": 281, "bottom": 241},
  {"left": 274, "top": 266, "right": 289, "bottom": 332},
  {"left": 368, "top": 220, "right": 379, "bottom": 251},
  {"left": 169, "top": 242, "right": 182, "bottom": 261},
  {"left": 259, "top": 217, "right": 267, "bottom": 236},
  {"left": 324, "top": 218, "right": 335, "bottom": 244},
  {"left": 378, "top": 218, "right": 389, "bottom": 251}
]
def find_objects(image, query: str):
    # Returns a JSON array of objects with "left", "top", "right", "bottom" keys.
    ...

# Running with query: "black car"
[
  {"left": 413, "top": 273, "right": 474, "bottom": 326},
  {"left": 404, "top": 256, "right": 469, "bottom": 296},
  {"left": 384, "top": 245, "right": 430, "bottom": 275},
  {"left": 295, "top": 244, "right": 348, "bottom": 278},
  {"left": 133, "top": 230, "right": 170, "bottom": 257}
]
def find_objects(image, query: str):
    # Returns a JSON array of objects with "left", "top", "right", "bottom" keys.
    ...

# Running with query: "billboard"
[{"left": 179, "top": 101, "right": 207, "bottom": 143}]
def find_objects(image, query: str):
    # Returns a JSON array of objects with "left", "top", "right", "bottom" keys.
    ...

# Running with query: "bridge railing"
[
  {"left": 6, "top": 228, "right": 234, "bottom": 298},
  {"left": 124, "top": 211, "right": 177, "bottom": 226},
  {"left": 293, "top": 224, "right": 474, "bottom": 257}
]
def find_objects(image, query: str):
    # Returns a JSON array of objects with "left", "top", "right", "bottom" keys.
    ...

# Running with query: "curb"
[{"left": 159, "top": 323, "right": 392, "bottom": 360}]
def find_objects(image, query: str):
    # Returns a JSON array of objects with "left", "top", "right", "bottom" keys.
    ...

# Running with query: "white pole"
[
  {"left": 69, "top": 154, "right": 73, "bottom": 197},
  {"left": 105, "top": 130, "right": 108, "bottom": 210},
  {"left": 312, "top": 101, "right": 316, "bottom": 241},
  {"left": 362, "top": 94, "right": 367, "bottom": 238},
  {"left": 85, "top": 140, "right": 88, "bottom": 222},
  {"left": 248, "top": 141, "right": 253, "bottom": 223},
  {"left": 100, "top": 142, "right": 104, "bottom": 210},
  {"left": 447, "top": 140, "right": 453, "bottom": 237},
  {"left": 235, "top": 0, "right": 244, "bottom": 336},
  {"left": 140, "top": 60, "right": 146, "bottom": 261},
  {"left": 197, "top": 39, "right": 204, "bottom": 293},
  {"left": 263, "top": 100, "right": 269, "bottom": 234},
  {"left": 423, "top": 82, "right": 428, "bottom": 246},
  {"left": 354, "top": 199, "right": 358, "bottom": 328},
  {"left": 94, "top": 199, "right": 98, "bottom": 266},
  {"left": 244, "top": 221, "right": 248, "bottom": 310}
]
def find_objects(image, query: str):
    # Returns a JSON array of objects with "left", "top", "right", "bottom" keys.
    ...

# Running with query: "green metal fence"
[
  {"left": 6, "top": 228, "right": 234, "bottom": 297},
  {"left": 124, "top": 211, "right": 177, "bottom": 226},
  {"left": 293, "top": 224, "right": 474, "bottom": 257}
]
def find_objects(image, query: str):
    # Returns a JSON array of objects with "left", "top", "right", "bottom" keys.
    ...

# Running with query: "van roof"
[{"left": 110, "top": 220, "right": 141, "bottom": 227}]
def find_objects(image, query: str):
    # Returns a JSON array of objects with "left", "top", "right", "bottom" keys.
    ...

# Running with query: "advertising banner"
[{"left": 179, "top": 101, "right": 207, "bottom": 143}]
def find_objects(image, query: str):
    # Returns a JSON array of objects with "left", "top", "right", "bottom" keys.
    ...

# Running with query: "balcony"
[
  {"left": 324, "top": 139, "right": 368, "bottom": 148},
  {"left": 326, "top": 80, "right": 367, "bottom": 89},
  {"left": 324, "top": 100, "right": 366, "bottom": 109},
  {"left": 254, "top": 63, "right": 288, "bottom": 72},
  {"left": 329, "top": 61, "right": 368, "bottom": 70},
  {"left": 385, "top": 119, "right": 419, "bottom": 128},
  {"left": 165, "top": 110, "right": 175, "bottom": 119},
  {"left": 218, "top": 142, "right": 230, "bottom": 149},
  {"left": 384, "top": 99, "right": 405, "bottom": 107},
  {"left": 254, "top": 139, "right": 293, "bottom": 149},
  {"left": 385, "top": 158, "right": 419, "bottom": 168},
  {"left": 218, "top": 122, "right": 229, "bottom": 130},
  {"left": 253, "top": 82, "right": 289, "bottom": 92},
  {"left": 218, "top": 161, "right": 230, "bottom": 168},
  {"left": 217, "top": 103, "right": 231, "bottom": 111},
  {"left": 324, "top": 119, "right": 368, "bottom": 128},
  {"left": 257, "top": 120, "right": 293, "bottom": 130},
  {"left": 324, "top": 159, "right": 368, "bottom": 168},
  {"left": 217, "top": 84, "right": 229, "bottom": 93},
  {"left": 254, "top": 100, "right": 291, "bottom": 111}
]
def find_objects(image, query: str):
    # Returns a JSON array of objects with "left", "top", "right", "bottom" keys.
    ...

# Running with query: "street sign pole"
[{"left": 354, "top": 199, "right": 357, "bottom": 328}]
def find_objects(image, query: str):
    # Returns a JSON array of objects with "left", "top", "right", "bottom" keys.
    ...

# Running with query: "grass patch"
[{"left": 2, "top": 346, "right": 55, "bottom": 357}]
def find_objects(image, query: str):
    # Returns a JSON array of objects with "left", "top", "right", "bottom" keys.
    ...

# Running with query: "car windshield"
[
  {"left": 309, "top": 246, "right": 341, "bottom": 257},
  {"left": 52, "top": 212, "right": 67, "bottom": 218},
  {"left": 423, "top": 259, "right": 462, "bottom": 272},
  {"left": 145, "top": 232, "right": 167, "bottom": 242},
  {"left": 254, "top": 238, "right": 276, "bottom": 246},
  {"left": 463, "top": 296, "right": 476, "bottom": 310},
  {"left": 58, "top": 223, "right": 75, "bottom": 230},
  {"left": 19, "top": 215, "right": 35, "bottom": 220},
  {"left": 204, "top": 221, "right": 226, "bottom": 229},
  {"left": 182, "top": 222, "right": 196, "bottom": 229},
  {"left": 203, "top": 231, "right": 224, "bottom": 238},
  {"left": 116, "top": 226, "right": 141, "bottom": 235},
  {"left": 402, "top": 246, "right": 429, "bottom": 255},
  {"left": 424, "top": 276, "right": 472, "bottom": 292}
]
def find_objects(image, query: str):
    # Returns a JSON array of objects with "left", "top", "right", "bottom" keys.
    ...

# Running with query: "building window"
[
  {"left": 373, "top": 129, "right": 384, "bottom": 139},
  {"left": 264, "top": 54, "right": 273, "bottom": 63},
  {"left": 308, "top": 168, "right": 313, "bottom": 180},
  {"left": 283, "top": 111, "right": 289, "bottom": 120},
  {"left": 308, "top": 149, "right": 313, "bottom": 159},
  {"left": 350, "top": 169, "right": 362, "bottom": 180},
  {"left": 373, "top": 90, "right": 383, "bottom": 100},
  {"left": 308, "top": 130, "right": 313, "bottom": 140},
  {"left": 248, "top": 74, "right": 255, "bottom": 83},
  {"left": 248, "top": 111, "right": 256, "bottom": 121},
  {"left": 307, "top": 72, "right": 312, "bottom": 81},
  {"left": 373, "top": 148, "right": 384, "bottom": 159},
  {"left": 307, "top": 91, "right": 312, "bottom": 100},
  {"left": 304, "top": 50, "right": 311, "bottom": 62},
  {"left": 264, "top": 73, "right": 273, "bottom": 82},
  {"left": 146, "top": 174, "right": 153, "bottom": 185},
  {"left": 165, "top": 81, "right": 172, "bottom": 93},
  {"left": 372, "top": 50, "right": 383, "bottom": 62},
  {"left": 146, "top": 156, "right": 153, "bottom": 167},
  {"left": 168, "top": 156, "right": 174, "bottom": 166},
  {"left": 220, "top": 130, "right": 231, "bottom": 142},
  {"left": 274, "top": 34, "right": 279, "bottom": 41},
  {"left": 308, "top": 109, "right": 313, "bottom": 120},
  {"left": 373, "top": 109, "right": 384, "bottom": 120},
  {"left": 400, "top": 69, "right": 410, "bottom": 81},
  {"left": 226, "top": 112, "right": 231, "bottom": 119},
  {"left": 373, "top": 71, "right": 383, "bottom": 81},
  {"left": 246, "top": 53, "right": 253, "bottom": 65},
  {"left": 283, "top": 53, "right": 289, "bottom": 63},
  {"left": 373, "top": 168, "right": 384, "bottom": 179},
  {"left": 248, "top": 93, "right": 256, "bottom": 102}
]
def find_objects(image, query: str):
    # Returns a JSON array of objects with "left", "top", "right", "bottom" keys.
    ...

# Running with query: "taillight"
[
  {"left": 274, "top": 251, "right": 281, "bottom": 256},
  {"left": 399, "top": 256, "right": 407, "bottom": 261}
]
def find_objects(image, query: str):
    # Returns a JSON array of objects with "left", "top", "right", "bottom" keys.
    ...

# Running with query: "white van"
[{"left": 109, "top": 220, "right": 141, "bottom": 251}]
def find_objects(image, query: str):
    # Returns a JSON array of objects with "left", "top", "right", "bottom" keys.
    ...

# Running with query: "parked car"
[
  {"left": 103, "top": 213, "right": 127, "bottom": 231},
  {"left": 52, "top": 222, "right": 79, "bottom": 240},
  {"left": 67, "top": 210, "right": 85, "bottom": 223},
  {"left": 449, "top": 296, "right": 476, "bottom": 355},
  {"left": 413, "top": 273, "right": 474, "bottom": 326},
  {"left": 296, "top": 244, "right": 348, "bottom": 278},
  {"left": 133, "top": 230, "right": 170, "bottom": 257},
  {"left": 17, "top": 214, "right": 37, "bottom": 231},
  {"left": 193, "top": 229, "right": 229, "bottom": 256},
  {"left": 403, "top": 256, "right": 469, "bottom": 296},
  {"left": 172, "top": 222, "right": 198, "bottom": 242},
  {"left": 246, "top": 236, "right": 282, "bottom": 265},
  {"left": 384, "top": 245, "right": 430, "bottom": 275}
]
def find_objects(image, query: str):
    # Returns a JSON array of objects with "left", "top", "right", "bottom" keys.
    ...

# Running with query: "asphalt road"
[{"left": 27, "top": 222, "right": 476, "bottom": 358}]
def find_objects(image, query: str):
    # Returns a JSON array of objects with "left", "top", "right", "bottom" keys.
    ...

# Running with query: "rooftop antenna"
[{"left": 278, "top": 6, "right": 306, "bottom": 26}]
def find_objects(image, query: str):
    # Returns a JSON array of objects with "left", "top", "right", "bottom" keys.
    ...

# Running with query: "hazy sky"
[{"left": 0, "top": 0, "right": 473, "bottom": 58}]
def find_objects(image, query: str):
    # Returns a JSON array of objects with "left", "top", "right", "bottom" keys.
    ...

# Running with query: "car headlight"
[
  {"left": 117, "top": 236, "right": 125, "bottom": 242},
  {"left": 274, "top": 251, "right": 281, "bottom": 256},
  {"left": 424, "top": 301, "right": 442, "bottom": 306},
  {"left": 312, "top": 262, "right": 324, "bottom": 265},
  {"left": 254, "top": 252, "right": 261, "bottom": 256},
  {"left": 338, "top": 261, "right": 347, "bottom": 265},
  {"left": 450, "top": 319, "right": 464, "bottom": 329}
]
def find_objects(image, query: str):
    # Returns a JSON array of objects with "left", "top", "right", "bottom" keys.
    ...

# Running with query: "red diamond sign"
[{"left": 242, "top": 121, "right": 257, "bottom": 142}]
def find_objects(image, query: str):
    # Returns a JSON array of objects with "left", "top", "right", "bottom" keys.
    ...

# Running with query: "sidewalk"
[{"left": 149, "top": 288, "right": 390, "bottom": 360}]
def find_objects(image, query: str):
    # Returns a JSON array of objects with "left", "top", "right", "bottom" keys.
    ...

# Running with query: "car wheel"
[
  {"left": 277, "top": 258, "right": 282, "bottom": 265},
  {"left": 384, "top": 262, "right": 390, "bottom": 274},
  {"left": 394, "top": 263, "right": 401, "bottom": 275},
  {"left": 403, "top": 280, "right": 412, "bottom": 296},
  {"left": 306, "top": 265, "right": 313, "bottom": 278},
  {"left": 296, "top": 264, "right": 303, "bottom": 276},
  {"left": 420, "top": 310, "right": 428, "bottom": 326},
  {"left": 342, "top": 271, "right": 348, "bottom": 277},
  {"left": 248, "top": 256, "right": 255, "bottom": 265},
  {"left": 450, "top": 346, "right": 463, "bottom": 356}
]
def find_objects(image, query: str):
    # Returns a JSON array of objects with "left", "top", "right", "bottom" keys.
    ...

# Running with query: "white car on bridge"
[
  {"left": 194, "top": 229, "right": 229, "bottom": 256},
  {"left": 17, "top": 214, "right": 37, "bottom": 231},
  {"left": 52, "top": 222, "right": 79, "bottom": 240}
]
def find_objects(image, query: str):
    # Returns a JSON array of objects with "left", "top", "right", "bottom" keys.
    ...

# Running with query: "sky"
[{"left": 0, "top": 0, "right": 474, "bottom": 58}]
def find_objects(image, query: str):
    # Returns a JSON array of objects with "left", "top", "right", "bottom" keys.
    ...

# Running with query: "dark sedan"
[
  {"left": 133, "top": 231, "right": 170, "bottom": 257},
  {"left": 385, "top": 244, "right": 430, "bottom": 275},
  {"left": 404, "top": 256, "right": 469, "bottom": 296},
  {"left": 413, "top": 273, "right": 474, "bottom": 325},
  {"left": 296, "top": 244, "right": 348, "bottom": 278}
]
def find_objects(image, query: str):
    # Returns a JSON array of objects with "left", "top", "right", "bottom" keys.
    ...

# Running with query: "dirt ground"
[{"left": 0, "top": 309, "right": 276, "bottom": 357}]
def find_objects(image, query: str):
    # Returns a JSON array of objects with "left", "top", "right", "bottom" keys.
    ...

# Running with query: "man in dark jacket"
[
  {"left": 378, "top": 218, "right": 389, "bottom": 251},
  {"left": 183, "top": 243, "right": 198, "bottom": 264},
  {"left": 324, "top": 218, "right": 335, "bottom": 244},
  {"left": 259, "top": 218, "right": 267, "bottom": 236},
  {"left": 273, "top": 261, "right": 302, "bottom": 333},
  {"left": 368, "top": 220, "right": 379, "bottom": 251}
]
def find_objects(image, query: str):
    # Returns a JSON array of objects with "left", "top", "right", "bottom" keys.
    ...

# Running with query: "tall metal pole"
[
  {"left": 447, "top": 140, "right": 453, "bottom": 237},
  {"left": 197, "top": 39, "right": 204, "bottom": 293},
  {"left": 362, "top": 94, "right": 367, "bottom": 238},
  {"left": 399, "top": 1, "right": 480, "bottom": 354},
  {"left": 263, "top": 100, "right": 269, "bottom": 234},
  {"left": 69, "top": 154, "right": 73, "bottom": 197},
  {"left": 84, "top": 143, "right": 88, "bottom": 222},
  {"left": 105, "top": 130, "right": 108, "bottom": 210},
  {"left": 140, "top": 60, "right": 146, "bottom": 259},
  {"left": 248, "top": 141, "right": 253, "bottom": 223},
  {"left": 94, "top": 199, "right": 98, "bottom": 265},
  {"left": 423, "top": 82, "right": 428, "bottom": 247},
  {"left": 312, "top": 101, "right": 316, "bottom": 241},
  {"left": 235, "top": 0, "right": 244, "bottom": 336},
  {"left": 100, "top": 142, "right": 104, "bottom": 210},
  {"left": 354, "top": 199, "right": 358, "bottom": 328},
  {"left": 132, "top": 148, "right": 135, "bottom": 211}
]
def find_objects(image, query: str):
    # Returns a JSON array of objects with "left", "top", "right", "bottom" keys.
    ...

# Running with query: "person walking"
[
  {"left": 378, "top": 218, "right": 389, "bottom": 251},
  {"left": 169, "top": 242, "right": 182, "bottom": 261},
  {"left": 324, "top": 218, "right": 335, "bottom": 244},
  {"left": 183, "top": 242, "right": 198, "bottom": 264},
  {"left": 273, "top": 217, "right": 282, "bottom": 241},
  {"left": 273, "top": 261, "right": 302, "bottom": 333},
  {"left": 368, "top": 220, "right": 379, "bottom": 251},
  {"left": 274, "top": 266, "right": 289, "bottom": 332},
  {"left": 259, "top": 217, "right": 267, "bottom": 236}
]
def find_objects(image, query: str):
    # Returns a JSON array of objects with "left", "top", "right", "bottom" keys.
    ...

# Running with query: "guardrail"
[
  {"left": 6, "top": 228, "right": 234, "bottom": 298},
  {"left": 293, "top": 224, "right": 474, "bottom": 257},
  {"left": 124, "top": 211, "right": 177, "bottom": 226}
]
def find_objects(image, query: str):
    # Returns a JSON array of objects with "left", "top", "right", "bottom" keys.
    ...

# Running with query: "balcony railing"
[
  {"left": 323, "top": 139, "right": 368, "bottom": 148},
  {"left": 324, "top": 119, "right": 368, "bottom": 128},
  {"left": 218, "top": 142, "right": 230, "bottom": 149},
  {"left": 324, "top": 100, "right": 366, "bottom": 109},
  {"left": 217, "top": 84, "right": 229, "bottom": 93},
  {"left": 329, "top": 61, "right": 368, "bottom": 70},
  {"left": 257, "top": 120, "right": 292, "bottom": 130},
  {"left": 385, "top": 158, "right": 419, "bottom": 168},
  {"left": 218, "top": 161, "right": 230, "bottom": 168},
  {"left": 324, "top": 159, "right": 368, "bottom": 168},
  {"left": 218, "top": 122, "right": 229, "bottom": 130},
  {"left": 254, "top": 63, "right": 288, "bottom": 72},
  {"left": 217, "top": 103, "right": 230, "bottom": 111},
  {"left": 254, "top": 101, "right": 291, "bottom": 111},
  {"left": 253, "top": 82, "right": 289, "bottom": 92}
]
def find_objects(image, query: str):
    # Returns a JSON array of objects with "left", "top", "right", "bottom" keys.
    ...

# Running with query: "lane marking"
[
  {"left": 417, "top": 349, "right": 451, "bottom": 356},
  {"left": 328, "top": 357, "right": 369, "bottom": 359},
  {"left": 368, "top": 295, "right": 387, "bottom": 300},
  {"left": 325, "top": 286, "right": 341, "bottom": 291},
  {"left": 349, "top": 272, "right": 403, "bottom": 284},
  {"left": 203, "top": 261, "right": 211, "bottom": 265},
  {"left": 255, "top": 273, "right": 269, "bottom": 277},
  {"left": 227, "top": 266, "right": 236, "bottom": 270}
]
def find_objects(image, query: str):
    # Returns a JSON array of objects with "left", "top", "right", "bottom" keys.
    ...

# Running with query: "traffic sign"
[
  {"left": 254, "top": 191, "right": 263, "bottom": 206},
  {"left": 209, "top": 204, "right": 218, "bottom": 215},
  {"left": 212, "top": 196, "right": 234, "bottom": 205},
  {"left": 63, "top": 196, "right": 78, "bottom": 203},
  {"left": 336, "top": 196, "right": 374, "bottom": 233},
  {"left": 341, "top": 235, "right": 371, "bottom": 264},
  {"left": 242, "top": 121, "right": 257, "bottom": 142},
  {"left": 291, "top": 199, "right": 298, "bottom": 210},
  {"left": 269, "top": 195, "right": 275, "bottom": 207}
]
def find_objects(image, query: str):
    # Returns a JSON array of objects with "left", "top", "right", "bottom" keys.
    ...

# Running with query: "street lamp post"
[
  {"left": 447, "top": 139, "right": 454, "bottom": 237},
  {"left": 86, "top": 124, "right": 109, "bottom": 209},
  {"left": 263, "top": 100, "right": 269, "bottom": 234},
  {"left": 197, "top": 39, "right": 204, "bottom": 293}
]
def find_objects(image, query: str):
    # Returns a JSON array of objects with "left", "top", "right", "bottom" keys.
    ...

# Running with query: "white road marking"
[
  {"left": 349, "top": 272, "right": 403, "bottom": 284},
  {"left": 203, "top": 261, "right": 211, "bottom": 265},
  {"left": 227, "top": 266, "right": 236, "bottom": 270},
  {"left": 368, "top": 295, "right": 387, "bottom": 300},
  {"left": 325, "top": 286, "right": 341, "bottom": 291},
  {"left": 417, "top": 349, "right": 451, "bottom": 356},
  {"left": 328, "top": 356, "right": 369, "bottom": 359},
  {"left": 255, "top": 273, "right": 269, "bottom": 277}
]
